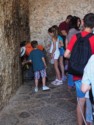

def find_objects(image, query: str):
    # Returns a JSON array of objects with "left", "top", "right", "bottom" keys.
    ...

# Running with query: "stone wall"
[
  {"left": 29, "top": 0, "right": 94, "bottom": 77},
  {"left": 29, "top": 0, "right": 94, "bottom": 46},
  {"left": 0, "top": 0, "right": 94, "bottom": 110},
  {"left": 0, "top": 0, "right": 30, "bottom": 110},
  {"left": 19, "top": 0, "right": 30, "bottom": 42}
]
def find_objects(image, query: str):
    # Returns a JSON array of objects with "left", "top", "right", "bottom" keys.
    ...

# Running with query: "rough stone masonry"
[
  {"left": 0, "top": 0, "right": 94, "bottom": 110},
  {"left": 29, "top": 0, "right": 94, "bottom": 46},
  {"left": 0, "top": 0, "right": 30, "bottom": 110}
]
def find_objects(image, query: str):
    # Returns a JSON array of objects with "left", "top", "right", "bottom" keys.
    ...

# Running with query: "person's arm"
[
  {"left": 64, "top": 35, "right": 77, "bottom": 58},
  {"left": 65, "top": 30, "right": 72, "bottom": 49},
  {"left": 65, "top": 39, "right": 68, "bottom": 49},
  {"left": 64, "top": 49, "right": 71, "bottom": 59},
  {"left": 42, "top": 57, "right": 47, "bottom": 68},
  {"left": 81, "top": 72, "right": 91, "bottom": 93},
  {"left": 22, "top": 60, "right": 32, "bottom": 65},
  {"left": 81, "top": 57, "right": 92, "bottom": 93},
  {"left": 51, "top": 40, "right": 56, "bottom": 57},
  {"left": 81, "top": 83, "right": 91, "bottom": 93},
  {"left": 22, "top": 53, "right": 33, "bottom": 65}
]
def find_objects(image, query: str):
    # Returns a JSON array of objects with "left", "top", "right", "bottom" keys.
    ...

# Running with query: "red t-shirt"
[
  {"left": 67, "top": 31, "right": 94, "bottom": 81},
  {"left": 59, "top": 21, "right": 69, "bottom": 33}
]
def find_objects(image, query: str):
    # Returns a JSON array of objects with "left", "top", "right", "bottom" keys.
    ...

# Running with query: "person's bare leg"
[
  {"left": 42, "top": 77, "right": 50, "bottom": 90},
  {"left": 59, "top": 56, "right": 64, "bottom": 78},
  {"left": 42, "top": 77, "right": 46, "bottom": 86},
  {"left": 35, "top": 79, "right": 38, "bottom": 87},
  {"left": 34, "top": 78, "right": 39, "bottom": 92},
  {"left": 77, "top": 98, "right": 86, "bottom": 125},
  {"left": 54, "top": 59, "right": 61, "bottom": 80},
  {"left": 87, "top": 122, "right": 92, "bottom": 125}
]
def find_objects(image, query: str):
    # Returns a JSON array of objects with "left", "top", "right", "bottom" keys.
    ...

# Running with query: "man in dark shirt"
[{"left": 59, "top": 15, "right": 72, "bottom": 37}]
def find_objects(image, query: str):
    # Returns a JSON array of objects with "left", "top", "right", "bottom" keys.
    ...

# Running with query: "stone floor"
[{"left": 0, "top": 79, "right": 77, "bottom": 125}]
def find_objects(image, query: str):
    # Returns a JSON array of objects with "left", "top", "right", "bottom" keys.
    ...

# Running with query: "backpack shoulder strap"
[
  {"left": 76, "top": 33, "right": 82, "bottom": 39},
  {"left": 76, "top": 32, "right": 93, "bottom": 40},
  {"left": 84, "top": 33, "right": 93, "bottom": 39}
]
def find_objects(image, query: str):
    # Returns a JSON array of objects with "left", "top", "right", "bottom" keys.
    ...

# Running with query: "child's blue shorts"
[{"left": 59, "top": 47, "right": 65, "bottom": 56}]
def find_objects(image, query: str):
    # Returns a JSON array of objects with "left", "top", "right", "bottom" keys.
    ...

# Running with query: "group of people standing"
[
  {"left": 48, "top": 15, "right": 81, "bottom": 87},
  {"left": 21, "top": 13, "right": 94, "bottom": 125},
  {"left": 48, "top": 13, "right": 94, "bottom": 125},
  {"left": 64, "top": 13, "right": 94, "bottom": 125}
]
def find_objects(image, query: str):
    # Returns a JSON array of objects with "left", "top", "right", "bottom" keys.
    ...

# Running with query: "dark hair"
[
  {"left": 66, "top": 15, "right": 73, "bottom": 20},
  {"left": 77, "top": 17, "right": 81, "bottom": 25},
  {"left": 52, "top": 25, "right": 58, "bottom": 29},
  {"left": 48, "top": 26, "right": 58, "bottom": 38},
  {"left": 52, "top": 25, "right": 62, "bottom": 36},
  {"left": 31, "top": 40, "right": 38, "bottom": 48},
  {"left": 20, "top": 41, "right": 26, "bottom": 47},
  {"left": 69, "top": 16, "right": 81, "bottom": 30},
  {"left": 83, "top": 13, "right": 94, "bottom": 28}
]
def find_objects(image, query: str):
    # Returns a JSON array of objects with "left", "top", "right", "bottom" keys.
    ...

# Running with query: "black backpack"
[{"left": 68, "top": 33, "right": 93, "bottom": 76}]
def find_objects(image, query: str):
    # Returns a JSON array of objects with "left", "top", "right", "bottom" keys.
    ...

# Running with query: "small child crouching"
[{"left": 23, "top": 40, "right": 50, "bottom": 92}]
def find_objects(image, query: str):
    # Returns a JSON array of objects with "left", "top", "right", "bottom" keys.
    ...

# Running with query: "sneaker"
[
  {"left": 54, "top": 81, "right": 63, "bottom": 86},
  {"left": 51, "top": 80, "right": 56, "bottom": 85},
  {"left": 34, "top": 87, "right": 38, "bottom": 92},
  {"left": 42, "top": 86, "right": 50, "bottom": 91},
  {"left": 51, "top": 79, "right": 58, "bottom": 85}
]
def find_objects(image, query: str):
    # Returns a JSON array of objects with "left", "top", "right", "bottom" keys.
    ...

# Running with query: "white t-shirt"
[
  {"left": 85, "top": 92, "right": 89, "bottom": 98},
  {"left": 82, "top": 55, "right": 94, "bottom": 98},
  {"left": 49, "top": 36, "right": 60, "bottom": 59}
]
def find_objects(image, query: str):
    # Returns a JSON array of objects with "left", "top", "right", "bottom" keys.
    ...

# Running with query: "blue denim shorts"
[
  {"left": 86, "top": 98, "right": 93, "bottom": 123},
  {"left": 68, "top": 74, "right": 74, "bottom": 87},
  {"left": 59, "top": 47, "right": 65, "bottom": 56},
  {"left": 74, "top": 80, "right": 85, "bottom": 98}
]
